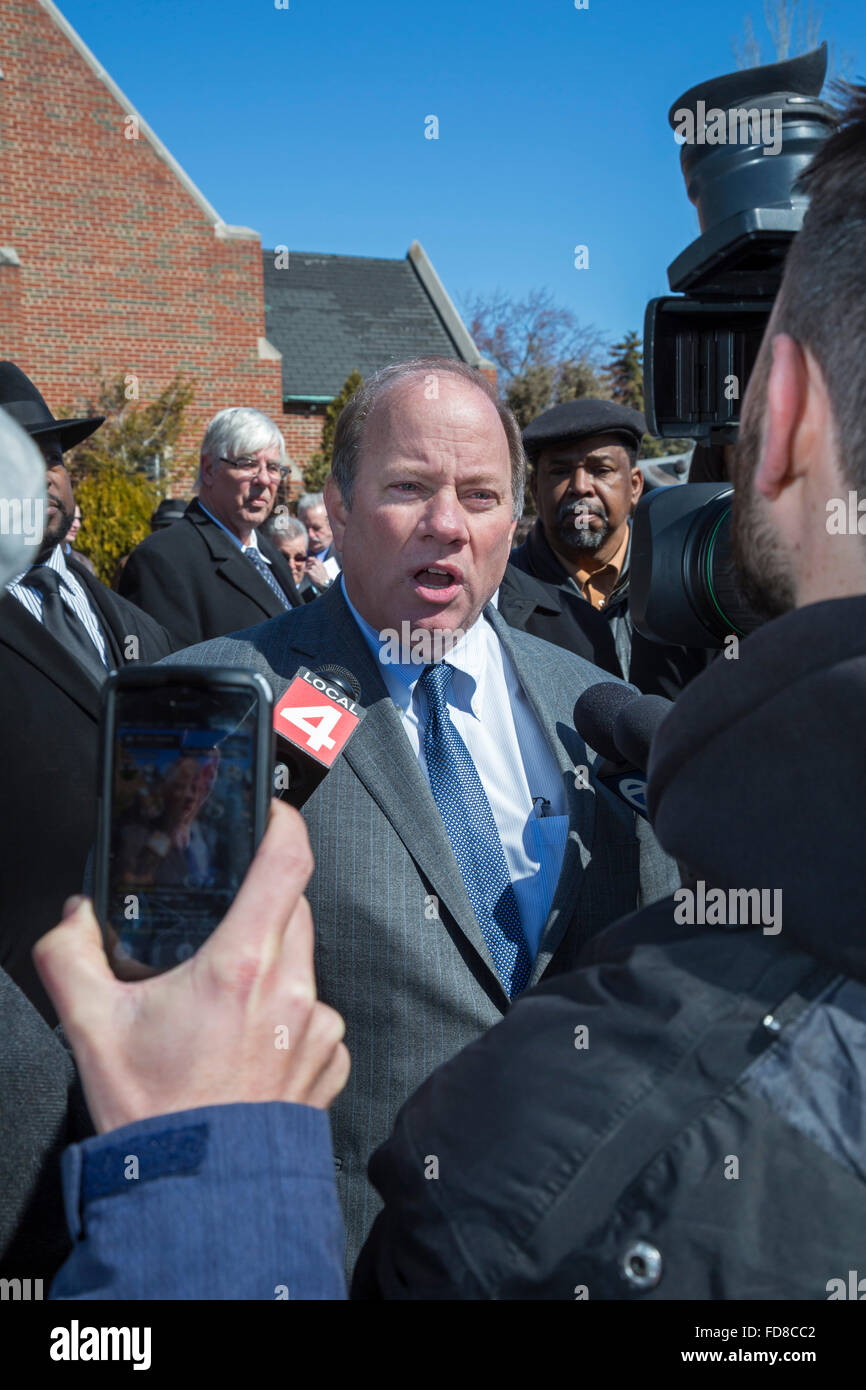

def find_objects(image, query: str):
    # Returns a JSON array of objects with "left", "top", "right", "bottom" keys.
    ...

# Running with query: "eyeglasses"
[{"left": 220, "top": 455, "right": 288, "bottom": 482}]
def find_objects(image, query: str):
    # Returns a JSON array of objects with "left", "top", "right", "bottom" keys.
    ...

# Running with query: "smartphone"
[{"left": 94, "top": 666, "right": 274, "bottom": 977}]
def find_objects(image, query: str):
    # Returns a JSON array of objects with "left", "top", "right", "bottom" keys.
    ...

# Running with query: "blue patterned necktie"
[
  {"left": 419, "top": 662, "right": 531, "bottom": 999},
  {"left": 244, "top": 545, "right": 291, "bottom": 610}
]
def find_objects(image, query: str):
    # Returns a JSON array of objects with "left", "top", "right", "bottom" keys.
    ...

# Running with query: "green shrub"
[{"left": 76, "top": 465, "right": 159, "bottom": 585}]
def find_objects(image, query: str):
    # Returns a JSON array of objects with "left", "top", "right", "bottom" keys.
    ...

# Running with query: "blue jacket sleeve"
[{"left": 51, "top": 1102, "right": 347, "bottom": 1300}]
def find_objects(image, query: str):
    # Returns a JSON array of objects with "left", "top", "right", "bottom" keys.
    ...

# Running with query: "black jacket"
[
  {"left": 354, "top": 595, "right": 866, "bottom": 1299},
  {"left": 0, "top": 560, "right": 173, "bottom": 1021},
  {"left": 119, "top": 499, "right": 302, "bottom": 648},
  {"left": 505, "top": 519, "right": 708, "bottom": 699},
  {"left": 0, "top": 968, "right": 92, "bottom": 1283}
]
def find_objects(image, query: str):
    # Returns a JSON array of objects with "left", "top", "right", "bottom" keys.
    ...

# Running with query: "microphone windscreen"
[
  {"left": 315, "top": 664, "right": 361, "bottom": 703},
  {"left": 614, "top": 694, "right": 673, "bottom": 771},
  {"left": 573, "top": 682, "right": 639, "bottom": 762}
]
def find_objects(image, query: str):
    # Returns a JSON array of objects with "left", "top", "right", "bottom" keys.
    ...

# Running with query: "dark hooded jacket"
[
  {"left": 505, "top": 518, "right": 709, "bottom": 699},
  {"left": 353, "top": 595, "right": 866, "bottom": 1300}
]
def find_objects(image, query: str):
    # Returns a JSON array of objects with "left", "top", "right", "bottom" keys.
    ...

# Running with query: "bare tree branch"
[
  {"left": 764, "top": 0, "right": 797, "bottom": 61},
  {"left": 733, "top": 14, "right": 763, "bottom": 69},
  {"left": 462, "top": 287, "right": 605, "bottom": 387},
  {"left": 732, "top": 0, "right": 847, "bottom": 84}
]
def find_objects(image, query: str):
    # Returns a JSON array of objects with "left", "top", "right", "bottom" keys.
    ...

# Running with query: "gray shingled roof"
[{"left": 262, "top": 250, "right": 466, "bottom": 400}]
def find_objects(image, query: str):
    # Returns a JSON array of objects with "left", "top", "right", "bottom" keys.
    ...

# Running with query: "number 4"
[{"left": 279, "top": 704, "right": 342, "bottom": 753}]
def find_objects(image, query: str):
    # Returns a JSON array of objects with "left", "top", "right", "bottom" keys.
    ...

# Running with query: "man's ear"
[
  {"left": 528, "top": 464, "right": 539, "bottom": 505},
  {"left": 323, "top": 475, "right": 348, "bottom": 548},
  {"left": 755, "top": 334, "right": 807, "bottom": 501},
  {"left": 199, "top": 453, "right": 218, "bottom": 488},
  {"left": 630, "top": 464, "right": 644, "bottom": 510}
]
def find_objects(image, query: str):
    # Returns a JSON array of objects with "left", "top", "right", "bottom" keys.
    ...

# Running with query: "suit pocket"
[{"left": 526, "top": 813, "right": 570, "bottom": 923}]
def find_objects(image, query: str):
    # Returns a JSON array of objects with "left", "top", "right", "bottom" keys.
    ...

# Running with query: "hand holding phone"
[
  {"left": 34, "top": 801, "right": 351, "bottom": 1132},
  {"left": 94, "top": 667, "right": 274, "bottom": 976}
]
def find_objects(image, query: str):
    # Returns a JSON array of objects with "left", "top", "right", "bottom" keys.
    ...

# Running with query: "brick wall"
[
  {"left": 282, "top": 407, "right": 327, "bottom": 483},
  {"left": 0, "top": 0, "right": 496, "bottom": 497},
  {"left": 0, "top": 254, "right": 22, "bottom": 361},
  {"left": 0, "top": 0, "right": 299, "bottom": 496}
]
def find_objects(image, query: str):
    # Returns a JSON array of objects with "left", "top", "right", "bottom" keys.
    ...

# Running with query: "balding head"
[{"left": 324, "top": 365, "right": 520, "bottom": 636}]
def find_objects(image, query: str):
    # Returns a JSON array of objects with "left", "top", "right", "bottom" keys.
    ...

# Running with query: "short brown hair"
[{"left": 331, "top": 357, "right": 526, "bottom": 519}]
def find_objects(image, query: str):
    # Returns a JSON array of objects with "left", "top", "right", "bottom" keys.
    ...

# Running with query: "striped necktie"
[
  {"left": 420, "top": 661, "right": 531, "bottom": 999},
  {"left": 26, "top": 565, "right": 108, "bottom": 683},
  {"left": 244, "top": 546, "right": 291, "bottom": 610}
]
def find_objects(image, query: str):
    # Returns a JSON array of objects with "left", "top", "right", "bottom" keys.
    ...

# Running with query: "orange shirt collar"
[{"left": 574, "top": 526, "right": 630, "bottom": 609}]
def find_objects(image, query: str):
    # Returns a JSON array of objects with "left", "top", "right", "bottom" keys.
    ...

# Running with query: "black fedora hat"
[{"left": 0, "top": 361, "right": 104, "bottom": 451}]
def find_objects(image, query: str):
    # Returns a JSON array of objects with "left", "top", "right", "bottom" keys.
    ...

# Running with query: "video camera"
[{"left": 632, "top": 44, "right": 836, "bottom": 648}]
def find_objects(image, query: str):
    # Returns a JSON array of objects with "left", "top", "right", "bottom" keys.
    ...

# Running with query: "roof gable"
[{"left": 263, "top": 245, "right": 482, "bottom": 400}]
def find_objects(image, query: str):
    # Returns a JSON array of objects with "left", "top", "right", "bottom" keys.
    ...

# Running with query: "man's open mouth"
[{"left": 412, "top": 565, "right": 462, "bottom": 592}]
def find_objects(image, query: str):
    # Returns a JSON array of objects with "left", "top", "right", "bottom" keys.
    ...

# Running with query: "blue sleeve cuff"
[{"left": 52, "top": 1102, "right": 347, "bottom": 1300}]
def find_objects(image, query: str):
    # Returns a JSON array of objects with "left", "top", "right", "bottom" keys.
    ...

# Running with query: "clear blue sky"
[{"left": 60, "top": 0, "right": 865, "bottom": 354}]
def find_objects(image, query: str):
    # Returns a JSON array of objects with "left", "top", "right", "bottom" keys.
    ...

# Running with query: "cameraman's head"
[{"left": 732, "top": 85, "right": 866, "bottom": 619}]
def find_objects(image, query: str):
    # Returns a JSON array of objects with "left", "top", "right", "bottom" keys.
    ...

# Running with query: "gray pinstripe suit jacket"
[{"left": 165, "top": 580, "right": 679, "bottom": 1273}]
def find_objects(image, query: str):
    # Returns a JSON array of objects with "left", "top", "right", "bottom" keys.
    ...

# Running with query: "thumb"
[{"left": 32, "top": 897, "right": 118, "bottom": 1032}]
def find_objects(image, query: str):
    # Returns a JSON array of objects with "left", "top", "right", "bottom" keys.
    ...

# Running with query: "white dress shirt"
[
  {"left": 9, "top": 544, "right": 109, "bottom": 667},
  {"left": 320, "top": 543, "right": 341, "bottom": 580},
  {"left": 341, "top": 577, "right": 570, "bottom": 959},
  {"left": 196, "top": 502, "right": 273, "bottom": 563}
]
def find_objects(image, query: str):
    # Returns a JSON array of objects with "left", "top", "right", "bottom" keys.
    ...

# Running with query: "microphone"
[
  {"left": 614, "top": 694, "right": 673, "bottom": 772},
  {"left": 574, "top": 684, "right": 672, "bottom": 820},
  {"left": 573, "top": 682, "right": 637, "bottom": 764},
  {"left": 273, "top": 663, "right": 365, "bottom": 807}
]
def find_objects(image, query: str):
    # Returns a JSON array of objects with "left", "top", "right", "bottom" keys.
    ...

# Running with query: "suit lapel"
[
  {"left": 273, "top": 585, "right": 510, "bottom": 1004},
  {"left": 485, "top": 605, "right": 597, "bottom": 987},
  {"left": 187, "top": 500, "right": 291, "bottom": 621},
  {"left": 0, "top": 590, "right": 103, "bottom": 720},
  {"left": 70, "top": 562, "right": 123, "bottom": 666}
]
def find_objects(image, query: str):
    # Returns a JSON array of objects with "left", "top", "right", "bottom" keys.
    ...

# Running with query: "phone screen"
[{"left": 104, "top": 683, "right": 260, "bottom": 972}]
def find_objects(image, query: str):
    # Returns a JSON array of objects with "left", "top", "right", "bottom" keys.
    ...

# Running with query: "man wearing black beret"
[{"left": 502, "top": 398, "right": 708, "bottom": 698}]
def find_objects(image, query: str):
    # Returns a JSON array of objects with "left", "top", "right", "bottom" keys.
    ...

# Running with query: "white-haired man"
[
  {"left": 297, "top": 491, "right": 341, "bottom": 584},
  {"left": 120, "top": 407, "right": 302, "bottom": 646}
]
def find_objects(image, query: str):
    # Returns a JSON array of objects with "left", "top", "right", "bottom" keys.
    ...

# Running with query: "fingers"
[
  {"left": 305, "top": 1040, "right": 351, "bottom": 1110},
  {"left": 32, "top": 897, "right": 117, "bottom": 1036},
  {"left": 277, "top": 893, "right": 316, "bottom": 1002},
  {"left": 203, "top": 799, "right": 315, "bottom": 983},
  {"left": 283, "top": 1002, "right": 349, "bottom": 1107}
]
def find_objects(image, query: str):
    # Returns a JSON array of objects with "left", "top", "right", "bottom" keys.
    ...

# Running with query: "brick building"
[{"left": 0, "top": 0, "right": 493, "bottom": 494}]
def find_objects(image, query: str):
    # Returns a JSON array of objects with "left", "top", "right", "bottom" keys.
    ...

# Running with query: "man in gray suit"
[{"left": 167, "top": 357, "right": 679, "bottom": 1273}]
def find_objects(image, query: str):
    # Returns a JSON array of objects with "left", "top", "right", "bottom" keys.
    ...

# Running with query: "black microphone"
[
  {"left": 273, "top": 663, "right": 365, "bottom": 807},
  {"left": 614, "top": 694, "right": 673, "bottom": 772},
  {"left": 574, "top": 684, "right": 672, "bottom": 820},
  {"left": 573, "top": 682, "right": 639, "bottom": 763}
]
